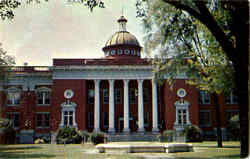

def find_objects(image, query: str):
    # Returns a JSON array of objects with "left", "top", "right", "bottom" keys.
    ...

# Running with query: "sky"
[{"left": 0, "top": 0, "right": 145, "bottom": 66}]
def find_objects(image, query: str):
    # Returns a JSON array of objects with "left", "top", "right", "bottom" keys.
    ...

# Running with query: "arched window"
[
  {"left": 6, "top": 87, "right": 21, "bottom": 106},
  {"left": 36, "top": 87, "right": 51, "bottom": 105}
]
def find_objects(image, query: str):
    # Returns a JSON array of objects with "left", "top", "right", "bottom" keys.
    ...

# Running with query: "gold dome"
[{"left": 104, "top": 31, "right": 140, "bottom": 47}]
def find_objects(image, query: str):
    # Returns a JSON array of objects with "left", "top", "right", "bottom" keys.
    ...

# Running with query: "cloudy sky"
[{"left": 0, "top": 0, "right": 145, "bottom": 66}]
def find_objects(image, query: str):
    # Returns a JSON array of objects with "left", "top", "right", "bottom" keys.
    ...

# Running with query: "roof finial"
[{"left": 118, "top": 15, "right": 127, "bottom": 32}]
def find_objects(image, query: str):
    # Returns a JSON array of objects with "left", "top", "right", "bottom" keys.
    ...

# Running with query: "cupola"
[{"left": 102, "top": 16, "right": 142, "bottom": 59}]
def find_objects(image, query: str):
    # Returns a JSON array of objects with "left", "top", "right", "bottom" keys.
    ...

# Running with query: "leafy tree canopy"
[{"left": 136, "top": 0, "right": 238, "bottom": 95}]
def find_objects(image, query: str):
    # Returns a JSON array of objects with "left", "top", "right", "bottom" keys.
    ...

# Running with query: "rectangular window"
[
  {"left": 7, "top": 92, "right": 21, "bottom": 105},
  {"left": 198, "top": 90, "right": 211, "bottom": 104},
  {"left": 63, "top": 111, "right": 73, "bottom": 126},
  {"left": 129, "top": 88, "right": 136, "bottom": 104},
  {"left": 36, "top": 113, "right": 50, "bottom": 128},
  {"left": 225, "top": 91, "right": 238, "bottom": 104},
  {"left": 7, "top": 113, "right": 20, "bottom": 128},
  {"left": 37, "top": 92, "right": 51, "bottom": 105},
  {"left": 199, "top": 111, "right": 211, "bottom": 127},
  {"left": 177, "top": 109, "right": 187, "bottom": 125},
  {"left": 144, "top": 112, "right": 150, "bottom": 127},
  {"left": 103, "top": 89, "right": 109, "bottom": 104},
  {"left": 143, "top": 88, "right": 150, "bottom": 104},
  {"left": 115, "top": 88, "right": 122, "bottom": 104},
  {"left": 87, "top": 89, "right": 94, "bottom": 104},
  {"left": 102, "top": 112, "right": 109, "bottom": 128},
  {"left": 88, "top": 112, "right": 94, "bottom": 128}
]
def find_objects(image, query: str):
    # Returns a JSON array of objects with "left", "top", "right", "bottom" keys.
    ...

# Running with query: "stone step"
[{"left": 107, "top": 133, "right": 159, "bottom": 142}]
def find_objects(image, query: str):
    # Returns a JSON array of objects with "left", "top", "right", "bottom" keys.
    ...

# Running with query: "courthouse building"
[{"left": 0, "top": 16, "right": 239, "bottom": 143}]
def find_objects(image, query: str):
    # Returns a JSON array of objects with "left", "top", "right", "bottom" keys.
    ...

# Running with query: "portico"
[{"left": 91, "top": 78, "right": 159, "bottom": 133}]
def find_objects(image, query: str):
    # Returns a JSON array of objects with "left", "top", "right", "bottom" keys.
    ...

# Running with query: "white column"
[
  {"left": 123, "top": 79, "right": 130, "bottom": 133},
  {"left": 94, "top": 79, "right": 101, "bottom": 131},
  {"left": 60, "top": 111, "right": 64, "bottom": 127},
  {"left": 175, "top": 109, "right": 179, "bottom": 125},
  {"left": 137, "top": 79, "right": 145, "bottom": 132},
  {"left": 152, "top": 79, "right": 159, "bottom": 132},
  {"left": 73, "top": 111, "right": 77, "bottom": 127},
  {"left": 108, "top": 79, "right": 115, "bottom": 133},
  {"left": 186, "top": 108, "right": 191, "bottom": 124}
]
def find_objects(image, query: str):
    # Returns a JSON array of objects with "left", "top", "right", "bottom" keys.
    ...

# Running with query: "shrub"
[
  {"left": 226, "top": 115, "right": 240, "bottom": 141},
  {"left": 158, "top": 130, "right": 174, "bottom": 142},
  {"left": 56, "top": 127, "right": 81, "bottom": 144},
  {"left": 89, "top": 132, "right": 107, "bottom": 145},
  {"left": 78, "top": 130, "right": 89, "bottom": 143},
  {"left": 184, "top": 125, "right": 202, "bottom": 142}
]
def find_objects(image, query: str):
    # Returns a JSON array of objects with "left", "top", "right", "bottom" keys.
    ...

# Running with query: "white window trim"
[
  {"left": 59, "top": 101, "right": 77, "bottom": 128},
  {"left": 174, "top": 100, "right": 191, "bottom": 130},
  {"left": 199, "top": 90, "right": 211, "bottom": 104},
  {"left": 36, "top": 87, "right": 51, "bottom": 106},
  {"left": 5, "top": 87, "right": 21, "bottom": 106}
]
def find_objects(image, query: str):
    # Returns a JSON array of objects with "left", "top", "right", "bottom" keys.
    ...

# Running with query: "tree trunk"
[{"left": 211, "top": 92, "right": 223, "bottom": 148}]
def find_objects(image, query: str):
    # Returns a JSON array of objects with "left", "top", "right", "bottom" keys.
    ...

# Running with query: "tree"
[
  {"left": 0, "top": 44, "right": 15, "bottom": 130},
  {"left": 136, "top": 0, "right": 248, "bottom": 157}
]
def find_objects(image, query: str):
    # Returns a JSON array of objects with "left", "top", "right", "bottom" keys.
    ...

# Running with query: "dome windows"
[
  {"left": 125, "top": 49, "right": 130, "bottom": 55},
  {"left": 117, "top": 49, "right": 123, "bottom": 55},
  {"left": 111, "top": 50, "right": 116, "bottom": 55}
]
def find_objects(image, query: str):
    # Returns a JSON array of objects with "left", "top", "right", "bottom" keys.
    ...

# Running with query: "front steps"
[{"left": 107, "top": 132, "right": 160, "bottom": 142}]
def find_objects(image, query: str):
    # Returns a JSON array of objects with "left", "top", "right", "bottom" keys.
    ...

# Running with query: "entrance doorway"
[{"left": 118, "top": 117, "right": 133, "bottom": 132}]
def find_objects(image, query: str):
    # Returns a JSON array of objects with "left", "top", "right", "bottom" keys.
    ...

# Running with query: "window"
[
  {"left": 103, "top": 89, "right": 109, "bottom": 104},
  {"left": 177, "top": 109, "right": 187, "bottom": 125},
  {"left": 225, "top": 91, "right": 238, "bottom": 104},
  {"left": 117, "top": 49, "right": 123, "bottom": 55},
  {"left": 6, "top": 87, "right": 21, "bottom": 105},
  {"left": 111, "top": 50, "right": 116, "bottom": 55},
  {"left": 199, "top": 111, "right": 211, "bottom": 127},
  {"left": 143, "top": 88, "right": 150, "bottom": 103},
  {"left": 88, "top": 89, "right": 94, "bottom": 104},
  {"left": 131, "top": 50, "right": 136, "bottom": 55},
  {"left": 102, "top": 112, "right": 109, "bottom": 128},
  {"left": 87, "top": 112, "right": 94, "bottom": 128},
  {"left": 63, "top": 111, "right": 73, "bottom": 126},
  {"left": 199, "top": 90, "right": 210, "bottom": 104},
  {"left": 114, "top": 88, "right": 121, "bottom": 104},
  {"left": 7, "top": 113, "right": 20, "bottom": 128},
  {"left": 36, "top": 87, "right": 51, "bottom": 105},
  {"left": 125, "top": 49, "right": 130, "bottom": 55},
  {"left": 144, "top": 112, "right": 150, "bottom": 127},
  {"left": 36, "top": 113, "right": 50, "bottom": 128},
  {"left": 129, "top": 88, "right": 136, "bottom": 104}
]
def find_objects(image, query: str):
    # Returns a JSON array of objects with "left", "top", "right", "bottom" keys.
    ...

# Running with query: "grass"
[{"left": 0, "top": 141, "right": 240, "bottom": 159}]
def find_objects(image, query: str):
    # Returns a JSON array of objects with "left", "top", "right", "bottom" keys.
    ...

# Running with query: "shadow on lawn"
[
  {"left": 0, "top": 152, "right": 55, "bottom": 159},
  {"left": 0, "top": 146, "right": 42, "bottom": 151},
  {"left": 0, "top": 145, "right": 56, "bottom": 158}
]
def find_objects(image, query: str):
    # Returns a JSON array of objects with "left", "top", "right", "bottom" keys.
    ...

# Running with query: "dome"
[
  {"left": 104, "top": 31, "right": 140, "bottom": 47},
  {"left": 102, "top": 16, "right": 142, "bottom": 59}
]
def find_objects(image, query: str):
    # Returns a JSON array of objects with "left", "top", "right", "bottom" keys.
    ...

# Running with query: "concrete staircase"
[{"left": 107, "top": 132, "right": 160, "bottom": 142}]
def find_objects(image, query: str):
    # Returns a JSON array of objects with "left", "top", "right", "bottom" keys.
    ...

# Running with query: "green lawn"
[{"left": 0, "top": 141, "right": 240, "bottom": 159}]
